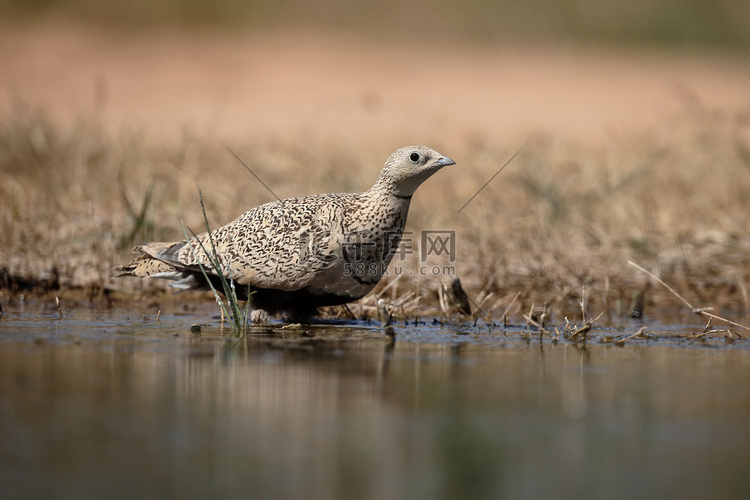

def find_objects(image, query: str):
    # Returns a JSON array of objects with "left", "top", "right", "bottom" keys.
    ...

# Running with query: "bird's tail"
[{"left": 113, "top": 242, "right": 178, "bottom": 278}]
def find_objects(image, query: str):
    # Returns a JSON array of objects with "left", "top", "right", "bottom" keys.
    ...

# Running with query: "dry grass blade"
[
  {"left": 523, "top": 312, "right": 548, "bottom": 335},
  {"left": 375, "top": 275, "right": 402, "bottom": 299},
  {"left": 223, "top": 144, "right": 281, "bottom": 201},
  {"left": 523, "top": 302, "right": 555, "bottom": 337},
  {"left": 182, "top": 189, "right": 251, "bottom": 333},
  {"left": 457, "top": 143, "right": 526, "bottom": 213},
  {"left": 462, "top": 290, "right": 495, "bottom": 326},
  {"left": 627, "top": 260, "right": 694, "bottom": 310},
  {"left": 614, "top": 326, "right": 649, "bottom": 345},
  {"left": 499, "top": 291, "right": 521, "bottom": 326},
  {"left": 627, "top": 260, "right": 750, "bottom": 334}
]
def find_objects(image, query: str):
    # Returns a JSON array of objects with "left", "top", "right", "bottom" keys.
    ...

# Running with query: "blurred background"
[
  {"left": 4, "top": 0, "right": 750, "bottom": 48},
  {"left": 2, "top": 0, "right": 750, "bottom": 311},
  {"left": 2, "top": 0, "right": 749, "bottom": 149}
]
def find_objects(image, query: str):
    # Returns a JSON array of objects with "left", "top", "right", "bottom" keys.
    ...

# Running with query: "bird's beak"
[{"left": 437, "top": 156, "right": 456, "bottom": 167}]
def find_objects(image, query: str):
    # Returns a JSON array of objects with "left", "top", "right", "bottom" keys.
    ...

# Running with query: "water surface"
[{"left": 2, "top": 303, "right": 750, "bottom": 499}]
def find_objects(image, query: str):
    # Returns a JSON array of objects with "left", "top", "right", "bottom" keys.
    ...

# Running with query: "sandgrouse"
[{"left": 115, "top": 145, "right": 455, "bottom": 320}]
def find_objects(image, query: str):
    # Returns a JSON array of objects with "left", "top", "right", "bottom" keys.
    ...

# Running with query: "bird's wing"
[{"left": 147, "top": 195, "right": 349, "bottom": 291}]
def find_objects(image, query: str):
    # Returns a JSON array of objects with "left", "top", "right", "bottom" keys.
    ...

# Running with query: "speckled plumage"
[{"left": 115, "top": 145, "right": 454, "bottom": 320}]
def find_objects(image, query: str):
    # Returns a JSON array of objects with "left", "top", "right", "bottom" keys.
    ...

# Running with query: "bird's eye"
[{"left": 410, "top": 152, "right": 421, "bottom": 163}]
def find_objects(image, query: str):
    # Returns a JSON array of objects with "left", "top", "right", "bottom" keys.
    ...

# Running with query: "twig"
[
  {"left": 697, "top": 311, "right": 749, "bottom": 334},
  {"left": 567, "top": 309, "right": 606, "bottom": 341},
  {"left": 688, "top": 317, "right": 743, "bottom": 341},
  {"left": 523, "top": 303, "right": 552, "bottom": 336},
  {"left": 523, "top": 313, "right": 550, "bottom": 336}
]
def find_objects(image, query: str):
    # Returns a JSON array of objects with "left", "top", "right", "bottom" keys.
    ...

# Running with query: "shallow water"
[{"left": 2, "top": 303, "right": 750, "bottom": 499}]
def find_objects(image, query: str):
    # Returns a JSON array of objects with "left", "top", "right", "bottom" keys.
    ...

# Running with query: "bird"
[{"left": 115, "top": 145, "right": 455, "bottom": 321}]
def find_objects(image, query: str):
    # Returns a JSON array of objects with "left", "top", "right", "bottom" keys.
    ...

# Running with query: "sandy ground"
[{"left": 3, "top": 23, "right": 750, "bottom": 151}]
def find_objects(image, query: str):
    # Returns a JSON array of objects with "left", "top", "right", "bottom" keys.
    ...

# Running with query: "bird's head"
[{"left": 376, "top": 145, "right": 455, "bottom": 198}]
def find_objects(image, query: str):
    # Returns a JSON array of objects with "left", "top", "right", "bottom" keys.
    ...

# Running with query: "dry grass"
[{"left": 2, "top": 103, "right": 750, "bottom": 325}]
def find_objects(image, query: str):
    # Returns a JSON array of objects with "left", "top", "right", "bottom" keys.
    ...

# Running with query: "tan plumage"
[{"left": 115, "top": 145, "right": 455, "bottom": 320}]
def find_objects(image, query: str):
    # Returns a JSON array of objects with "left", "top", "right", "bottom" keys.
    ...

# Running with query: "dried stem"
[{"left": 628, "top": 260, "right": 750, "bottom": 333}]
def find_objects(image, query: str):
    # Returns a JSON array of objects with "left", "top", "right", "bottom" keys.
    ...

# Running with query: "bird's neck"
[
  {"left": 359, "top": 185, "right": 412, "bottom": 233},
  {"left": 364, "top": 182, "right": 413, "bottom": 209},
  {"left": 370, "top": 170, "right": 426, "bottom": 198}
]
